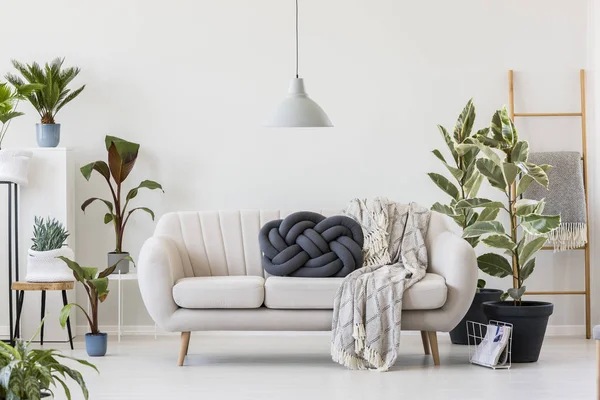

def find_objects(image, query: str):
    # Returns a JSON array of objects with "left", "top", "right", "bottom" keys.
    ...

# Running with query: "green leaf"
[
  {"left": 57, "top": 256, "right": 86, "bottom": 282},
  {"left": 89, "top": 278, "right": 110, "bottom": 302},
  {"left": 98, "top": 264, "right": 116, "bottom": 279},
  {"left": 104, "top": 213, "right": 114, "bottom": 224},
  {"left": 489, "top": 110, "right": 506, "bottom": 143},
  {"left": 126, "top": 180, "right": 164, "bottom": 201},
  {"left": 473, "top": 139, "right": 504, "bottom": 167},
  {"left": 464, "top": 170, "right": 484, "bottom": 198},
  {"left": 463, "top": 221, "right": 506, "bottom": 238},
  {"left": 511, "top": 141, "right": 529, "bottom": 163},
  {"left": 477, "top": 207, "right": 500, "bottom": 222},
  {"left": 515, "top": 199, "right": 543, "bottom": 217},
  {"left": 499, "top": 107, "right": 517, "bottom": 144},
  {"left": 24, "top": 374, "right": 40, "bottom": 400},
  {"left": 502, "top": 162, "right": 520, "bottom": 186},
  {"left": 515, "top": 164, "right": 551, "bottom": 196},
  {"left": 431, "top": 202, "right": 458, "bottom": 217},
  {"left": 516, "top": 162, "right": 550, "bottom": 189},
  {"left": 437, "top": 125, "right": 458, "bottom": 163},
  {"left": 80, "top": 161, "right": 110, "bottom": 182},
  {"left": 521, "top": 258, "right": 536, "bottom": 281},
  {"left": 500, "top": 291, "right": 509, "bottom": 301},
  {"left": 81, "top": 197, "right": 114, "bottom": 213},
  {"left": 518, "top": 237, "right": 547, "bottom": 265},
  {"left": 477, "top": 279, "right": 486, "bottom": 289},
  {"left": 81, "top": 267, "right": 99, "bottom": 280},
  {"left": 127, "top": 207, "right": 156, "bottom": 221},
  {"left": 455, "top": 198, "right": 505, "bottom": 209},
  {"left": 508, "top": 286, "right": 526, "bottom": 301},
  {"left": 521, "top": 215, "right": 560, "bottom": 235},
  {"left": 453, "top": 98, "right": 476, "bottom": 142},
  {"left": 482, "top": 234, "right": 517, "bottom": 251},
  {"left": 477, "top": 253, "right": 513, "bottom": 278},
  {"left": 427, "top": 173, "right": 460, "bottom": 200},
  {"left": 476, "top": 158, "right": 506, "bottom": 191}
]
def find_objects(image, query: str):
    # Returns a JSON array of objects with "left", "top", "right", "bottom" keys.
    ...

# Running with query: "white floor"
[{"left": 42, "top": 333, "right": 595, "bottom": 400}]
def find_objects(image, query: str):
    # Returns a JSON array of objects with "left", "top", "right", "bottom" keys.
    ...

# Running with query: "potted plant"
[
  {"left": 5, "top": 58, "right": 85, "bottom": 147},
  {"left": 80, "top": 135, "right": 163, "bottom": 274},
  {"left": 458, "top": 107, "right": 559, "bottom": 362},
  {"left": 0, "top": 323, "right": 97, "bottom": 399},
  {"left": 58, "top": 256, "right": 114, "bottom": 357},
  {"left": 0, "top": 81, "right": 42, "bottom": 186},
  {"left": 427, "top": 99, "right": 503, "bottom": 344},
  {"left": 25, "top": 216, "right": 74, "bottom": 282}
]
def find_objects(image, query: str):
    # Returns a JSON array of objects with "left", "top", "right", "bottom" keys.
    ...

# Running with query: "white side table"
[{"left": 88, "top": 272, "right": 157, "bottom": 342}]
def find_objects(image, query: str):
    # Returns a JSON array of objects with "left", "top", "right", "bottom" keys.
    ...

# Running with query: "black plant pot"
[
  {"left": 449, "top": 288, "right": 503, "bottom": 345},
  {"left": 482, "top": 301, "right": 554, "bottom": 363}
]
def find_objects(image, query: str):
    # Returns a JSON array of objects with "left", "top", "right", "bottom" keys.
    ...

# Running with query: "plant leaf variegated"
[
  {"left": 428, "top": 99, "right": 498, "bottom": 286},
  {"left": 460, "top": 107, "right": 560, "bottom": 302},
  {"left": 81, "top": 135, "right": 164, "bottom": 253}
]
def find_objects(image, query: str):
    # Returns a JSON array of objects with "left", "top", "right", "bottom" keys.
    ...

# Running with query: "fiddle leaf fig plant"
[
  {"left": 80, "top": 136, "right": 163, "bottom": 254},
  {"left": 457, "top": 107, "right": 560, "bottom": 302},
  {"left": 428, "top": 99, "right": 499, "bottom": 289}
]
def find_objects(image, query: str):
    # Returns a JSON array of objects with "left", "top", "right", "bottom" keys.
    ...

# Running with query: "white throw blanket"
[{"left": 331, "top": 198, "right": 430, "bottom": 371}]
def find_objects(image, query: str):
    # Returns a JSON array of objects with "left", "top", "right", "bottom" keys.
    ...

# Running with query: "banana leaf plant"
[
  {"left": 80, "top": 136, "right": 163, "bottom": 254},
  {"left": 456, "top": 107, "right": 560, "bottom": 302},
  {"left": 0, "top": 81, "right": 44, "bottom": 149},
  {"left": 427, "top": 99, "right": 497, "bottom": 288},
  {"left": 58, "top": 256, "right": 114, "bottom": 335}
]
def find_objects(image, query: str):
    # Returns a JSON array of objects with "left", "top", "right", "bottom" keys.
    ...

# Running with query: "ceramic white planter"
[
  {"left": 26, "top": 247, "right": 76, "bottom": 282},
  {"left": 0, "top": 149, "right": 33, "bottom": 186}
]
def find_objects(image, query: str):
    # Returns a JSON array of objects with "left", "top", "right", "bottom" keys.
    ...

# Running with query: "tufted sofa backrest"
[{"left": 153, "top": 210, "right": 450, "bottom": 278}]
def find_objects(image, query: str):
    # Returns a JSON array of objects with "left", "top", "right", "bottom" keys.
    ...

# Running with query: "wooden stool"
[{"left": 11, "top": 281, "right": 75, "bottom": 349}]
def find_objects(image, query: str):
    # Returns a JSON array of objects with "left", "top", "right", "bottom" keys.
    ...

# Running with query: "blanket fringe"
[{"left": 527, "top": 223, "right": 587, "bottom": 252}]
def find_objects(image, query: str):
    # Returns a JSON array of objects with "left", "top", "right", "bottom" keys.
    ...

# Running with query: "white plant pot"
[
  {"left": 0, "top": 149, "right": 32, "bottom": 186},
  {"left": 26, "top": 247, "right": 75, "bottom": 282}
]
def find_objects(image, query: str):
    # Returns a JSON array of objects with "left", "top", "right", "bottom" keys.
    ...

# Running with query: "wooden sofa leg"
[
  {"left": 178, "top": 332, "right": 191, "bottom": 366},
  {"left": 427, "top": 331, "right": 440, "bottom": 366},
  {"left": 420, "top": 331, "right": 430, "bottom": 355}
]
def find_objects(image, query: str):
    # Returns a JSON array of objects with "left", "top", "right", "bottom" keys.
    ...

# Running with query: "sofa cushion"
[
  {"left": 173, "top": 276, "right": 265, "bottom": 309},
  {"left": 264, "top": 273, "right": 447, "bottom": 310}
]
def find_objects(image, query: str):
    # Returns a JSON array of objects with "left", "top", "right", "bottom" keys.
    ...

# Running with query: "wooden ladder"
[{"left": 508, "top": 69, "right": 591, "bottom": 339}]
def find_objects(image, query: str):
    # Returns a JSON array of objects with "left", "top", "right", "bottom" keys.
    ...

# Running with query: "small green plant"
[
  {"left": 31, "top": 217, "right": 69, "bottom": 252},
  {"left": 457, "top": 107, "right": 560, "bottom": 302},
  {"left": 5, "top": 58, "right": 85, "bottom": 125},
  {"left": 428, "top": 99, "right": 497, "bottom": 289},
  {"left": 0, "top": 82, "right": 43, "bottom": 149},
  {"left": 81, "top": 135, "right": 163, "bottom": 254},
  {"left": 58, "top": 257, "right": 114, "bottom": 335},
  {"left": 0, "top": 323, "right": 97, "bottom": 400}
]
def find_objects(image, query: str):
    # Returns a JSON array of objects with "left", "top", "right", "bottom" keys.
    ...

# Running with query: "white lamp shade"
[{"left": 266, "top": 78, "right": 333, "bottom": 127}]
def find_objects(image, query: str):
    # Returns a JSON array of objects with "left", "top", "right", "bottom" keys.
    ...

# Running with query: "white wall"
[{"left": 0, "top": 0, "right": 594, "bottom": 335}]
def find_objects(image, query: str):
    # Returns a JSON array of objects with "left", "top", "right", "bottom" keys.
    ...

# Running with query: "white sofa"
[{"left": 138, "top": 210, "right": 477, "bottom": 366}]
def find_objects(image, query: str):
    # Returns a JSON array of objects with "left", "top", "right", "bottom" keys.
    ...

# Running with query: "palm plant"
[
  {"left": 458, "top": 107, "right": 560, "bottom": 302},
  {"left": 58, "top": 257, "right": 114, "bottom": 335},
  {"left": 0, "top": 82, "right": 43, "bottom": 149},
  {"left": 0, "top": 323, "right": 97, "bottom": 400},
  {"left": 428, "top": 99, "right": 497, "bottom": 288},
  {"left": 5, "top": 58, "right": 85, "bottom": 124}
]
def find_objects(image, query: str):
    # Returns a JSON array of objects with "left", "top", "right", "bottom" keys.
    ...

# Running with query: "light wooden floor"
[{"left": 43, "top": 333, "right": 595, "bottom": 400}]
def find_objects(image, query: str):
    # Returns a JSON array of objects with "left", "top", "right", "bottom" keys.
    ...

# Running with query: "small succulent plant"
[{"left": 31, "top": 216, "right": 69, "bottom": 252}]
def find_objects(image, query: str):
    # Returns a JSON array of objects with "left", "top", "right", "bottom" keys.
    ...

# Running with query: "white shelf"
[{"left": 108, "top": 273, "right": 138, "bottom": 281}]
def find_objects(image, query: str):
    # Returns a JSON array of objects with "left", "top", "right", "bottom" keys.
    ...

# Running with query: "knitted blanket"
[
  {"left": 331, "top": 198, "right": 430, "bottom": 371},
  {"left": 525, "top": 152, "right": 587, "bottom": 251}
]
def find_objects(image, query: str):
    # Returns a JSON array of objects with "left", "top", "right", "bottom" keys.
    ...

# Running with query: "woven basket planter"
[
  {"left": 26, "top": 247, "right": 75, "bottom": 282},
  {"left": 0, "top": 149, "right": 32, "bottom": 186}
]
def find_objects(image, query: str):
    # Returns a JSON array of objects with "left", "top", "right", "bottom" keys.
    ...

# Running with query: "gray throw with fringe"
[
  {"left": 331, "top": 198, "right": 430, "bottom": 371},
  {"left": 525, "top": 151, "right": 587, "bottom": 251}
]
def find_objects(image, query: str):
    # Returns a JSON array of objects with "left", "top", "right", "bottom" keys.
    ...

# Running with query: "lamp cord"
[{"left": 295, "top": 0, "right": 299, "bottom": 78}]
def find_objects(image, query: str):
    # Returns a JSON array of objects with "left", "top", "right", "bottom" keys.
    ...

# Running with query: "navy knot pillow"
[{"left": 259, "top": 211, "right": 364, "bottom": 277}]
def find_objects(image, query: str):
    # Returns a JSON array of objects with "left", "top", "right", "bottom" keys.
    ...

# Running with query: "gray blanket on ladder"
[{"left": 525, "top": 151, "right": 587, "bottom": 251}]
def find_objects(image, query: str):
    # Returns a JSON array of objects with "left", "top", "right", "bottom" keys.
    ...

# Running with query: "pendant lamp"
[{"left": 266, "top": 0, "right": 333, "bottom": 127}]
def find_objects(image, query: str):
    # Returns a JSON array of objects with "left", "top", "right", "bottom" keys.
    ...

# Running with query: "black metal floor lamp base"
[{"left": 2, "top": 181, "right": 19, "bottom": 346}]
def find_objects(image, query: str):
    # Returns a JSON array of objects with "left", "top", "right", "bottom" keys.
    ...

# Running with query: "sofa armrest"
[
  {"left": 138, "top": 236, "right": 185, "bottom": 331},
  {"left": 426, "top": 231, "right": 478, "bottom": 331}
]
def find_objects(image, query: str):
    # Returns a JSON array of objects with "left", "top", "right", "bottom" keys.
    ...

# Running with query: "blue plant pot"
[
  {"left": 36, "top": 123, "right": 61, "bottom": 147},
  {"left": 85, "top": 333, "right": 108, "bottom": 357}
]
